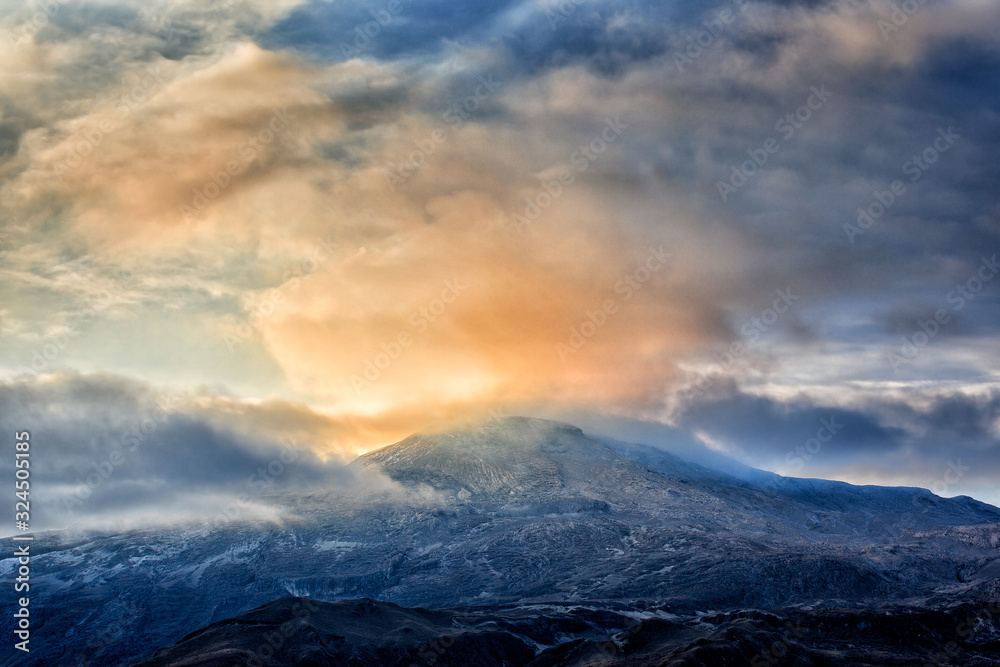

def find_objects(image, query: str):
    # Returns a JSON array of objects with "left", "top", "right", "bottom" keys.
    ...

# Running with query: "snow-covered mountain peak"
[{"left": 356, "top": 416, "right": 637, "bottom": 497}]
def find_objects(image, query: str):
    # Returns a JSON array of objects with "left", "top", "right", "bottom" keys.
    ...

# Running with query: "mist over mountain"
[
  {"left": 2, "top": 0, "right": 998, "bottom": 663},
  {"left": 3, "top": 417, "right": 999, "bottom": 665}
]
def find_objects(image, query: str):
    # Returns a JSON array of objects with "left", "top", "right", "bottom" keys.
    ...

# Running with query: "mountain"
[
  {"left": 2, "top": 416, "right": 999, "bottom": 666},
  {"left": 355, "top": 417, "right": 634, "bottom": 498}
]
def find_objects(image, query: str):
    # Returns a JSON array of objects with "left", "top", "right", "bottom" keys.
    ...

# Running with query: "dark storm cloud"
[
  {"left": 878, "top": 300, "right": 980, "bottom": 338},
  {"left": 674, "top": 379, "right": 903, "bottom": 459},
  {"left": 0, "top": 373, "right": 405, "bottom": 533},
  {"left": 631, "top": 5, "right": 1000, "bottom": 382},
  {"left": 873, "top": 391, "right": 1000, "bottom": 444},
  {"left": 669, "top": 381, "right": 1000, "bottom": 494}
]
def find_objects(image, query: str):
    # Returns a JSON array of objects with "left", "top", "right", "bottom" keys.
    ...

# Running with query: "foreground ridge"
[{"left": 134, "top": 596, "right": 1000, "bottom": 666}]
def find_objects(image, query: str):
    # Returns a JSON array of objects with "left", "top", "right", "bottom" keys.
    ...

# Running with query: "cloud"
[
  {"left": 3, "top": 42, "right": 341, "bottom": 246},
  {"left": 262, "top": 0, "right": 524, "bottom": 63},
  {"left": 1, "top": 11, "right": 739, "bottom": 425},
  {"left": 0, "top": 372, "right": 422, "bottom": 534},
  {"left": 668, "top": 379, "right": 1000, "bottom": 504},
  {"left": 0, "top": 0, "right": 998, "bottom": 510}
]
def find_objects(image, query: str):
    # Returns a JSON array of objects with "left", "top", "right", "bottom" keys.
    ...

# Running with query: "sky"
[{"left": 0, "top": 0, "right": 998, "bottom": 530}]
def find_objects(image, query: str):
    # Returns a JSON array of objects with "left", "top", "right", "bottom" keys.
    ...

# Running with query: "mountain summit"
[{"left": 357, "top": 416, "right": 644, "bottom": 498}]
